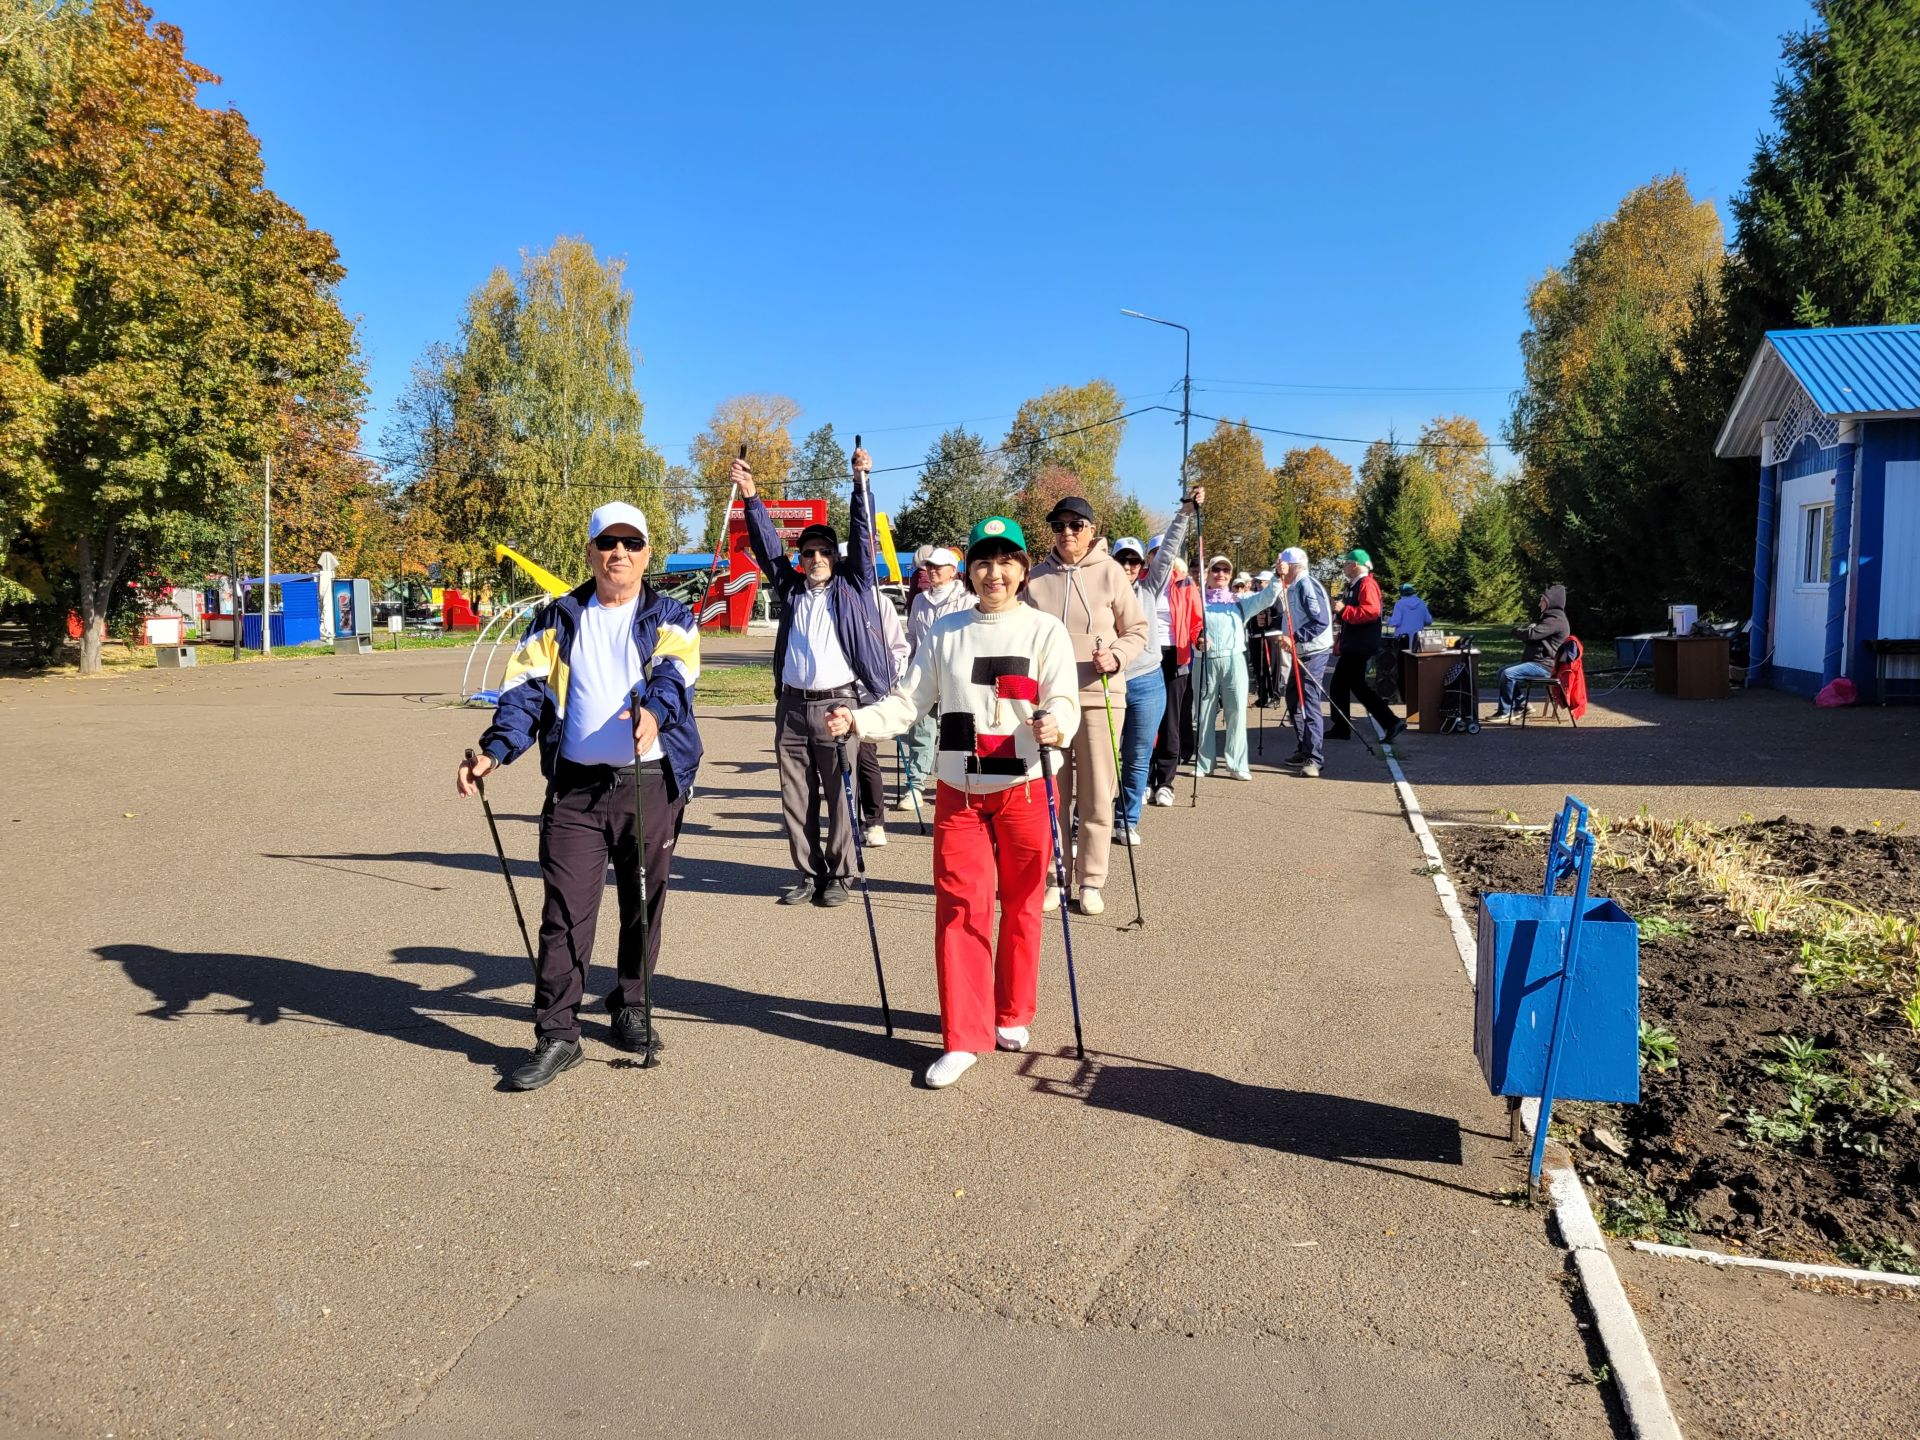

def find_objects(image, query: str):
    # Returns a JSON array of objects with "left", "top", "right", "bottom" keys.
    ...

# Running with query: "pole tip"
[
  {"left": 738, "top": 443, "right": 747, "bottom": 459},
  {"left": 465, "top": 747, "right": 476, "bottom": 762},
  {"left": 854, "top": 434, "right": 862, "bottom": 448}
]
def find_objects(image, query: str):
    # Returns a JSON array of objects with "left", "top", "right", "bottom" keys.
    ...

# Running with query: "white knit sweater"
[{"left": 849, "top": 602, "right": 1082, "bottom": 793}]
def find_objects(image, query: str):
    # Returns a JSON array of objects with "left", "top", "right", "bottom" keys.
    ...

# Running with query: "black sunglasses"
[
  {"left": 1049, "top": 518, "right": 1090, "bottom": 534},
  {"left": 593, "top": 535, "right": 646, "bottom": 553},
  {"left": 798, "top": 546, "right": 834, "bottom": 560}
]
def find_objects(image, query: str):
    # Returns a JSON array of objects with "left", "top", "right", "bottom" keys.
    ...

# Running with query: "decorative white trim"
[
  {"left": 1629, "top": 1241, "right": 1920, "bottom": 1289},
  {"left": 1759, "top": 419, "right": 1777, "bottom": 470},
  {"left": 1777, "top": 380, "right": 1839, "bottom": 461}
]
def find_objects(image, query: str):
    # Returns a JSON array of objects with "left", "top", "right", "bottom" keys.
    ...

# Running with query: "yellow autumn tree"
[
  {"left": 691, "top": 393, "right": 802, "bottom": 548},
  {"left": 1272, "top": 444, "right": 1355, "bottom": 562},
  {"left": 1416, "top": 414, "right": 1495, "bottom": 532},
  {"left": 1184, "top": 419, "right": 1271, "bottom": 571}
]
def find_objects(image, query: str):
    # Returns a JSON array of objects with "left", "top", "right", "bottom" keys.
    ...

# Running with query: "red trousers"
[{"left": 931, "top": 779, "right": 1055, "bottom": 1053}]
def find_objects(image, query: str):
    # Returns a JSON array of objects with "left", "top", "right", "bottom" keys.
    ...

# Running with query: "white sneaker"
[
  {"left": 1231, "top": 771, "right": 1252, "bottom": 782},
  {"left": 1117, "top": 826, "right": 1142, "bottom": 846},
  {"left": 1150, "top": 786, "right": 1174, "bottom": 808},
  {"left": 1043, "top": 885, "right": 1061, "bottom": 913},
  {"left": 890, "top": 793, "right": 920, "bottom": 813},
  {"left": 1077, "top": 887, "right": 1104, "bottom": 916},
  {"left": 995, "top": 1025, "right": 1029, "bottom": 1053},
  {"left": 922, "top": 1050, "right": 977, "bottom": 1088},
  {"left": 864, "top": 824, "right": 887, "bottom": 847}
]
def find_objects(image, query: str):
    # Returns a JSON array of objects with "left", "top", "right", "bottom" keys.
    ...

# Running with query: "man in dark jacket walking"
[
  {"left": 740, "top": 446, "right": 892, "bottom": 906},
  {"left": 1492, "top": 584, "right": 1570, "bottom": 718},
  {"left": 456, "top": 501, "right": 703, "bottom": 1091},
  {"left": 1328, "top": 548, "right": 1406, "bottom": 743}
]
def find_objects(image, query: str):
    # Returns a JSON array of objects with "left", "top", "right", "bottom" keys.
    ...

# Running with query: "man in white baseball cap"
[
  {"left": 901, "top": 544, "right": 969, "bottom": 807},
  {"left": 456, "top": 496, "right": 704, "bottom": 1089}
]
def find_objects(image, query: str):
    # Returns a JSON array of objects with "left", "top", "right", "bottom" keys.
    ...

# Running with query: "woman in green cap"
[{"left": 825, "top": 517, "right": 1081, "bottom": 1089}]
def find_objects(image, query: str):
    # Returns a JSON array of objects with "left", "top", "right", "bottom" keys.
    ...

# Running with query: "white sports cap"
[
  {"left": 1207, "top": 554, "right": 1232, "bottom": 570},
  {"left": 1112, "top": 536, "right": 1147, "bottom": 560},
  {"left": 1279, "top": 546, "right": 1308, "bottom": 567},
  {"left": 1147, "top": 531, "right": 1166, "bottom": 551},
  {"left": 1256, "top": 570, "right": 1274, "bottom": 583},
  {"left": 588, "top": 502, "right": 650, "bottom": 540},
  {"left": 927, "top": 546, "right": 960, "bottom": 568}
]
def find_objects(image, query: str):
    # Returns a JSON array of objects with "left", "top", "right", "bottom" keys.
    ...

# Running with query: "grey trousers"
[{"left": 776, "top": 688, "right": 857, "bottom": 884}]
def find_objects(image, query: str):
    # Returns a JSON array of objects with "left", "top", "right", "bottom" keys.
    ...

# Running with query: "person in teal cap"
[
  {"left": 825, "top": 517, "right": 1081, "bottom": 1090},
  {"left": 1329, "top": 548, "right": 1405, "bottom": 743}
]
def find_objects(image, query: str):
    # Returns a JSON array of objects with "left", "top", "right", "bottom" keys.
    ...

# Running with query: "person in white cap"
[
  {"left": 1275, "top": 547, "right": 1333, "bottom": 776},
  {"left": 900, "top": 545, "right": 968, "bottom": 807},
  {"left": 456, "top": 500, "right": 703, "bottom": 1091},
  {"left": 1108, "top": 487, "right": 1199, "bottom": 842}
]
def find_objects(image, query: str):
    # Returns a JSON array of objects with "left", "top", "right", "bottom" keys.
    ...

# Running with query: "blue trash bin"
[{"left": 1474, "top": 891, "right": 1639, "bottom": 1104}]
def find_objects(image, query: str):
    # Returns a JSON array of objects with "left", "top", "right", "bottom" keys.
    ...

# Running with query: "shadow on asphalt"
[
  {"left": 1018, "top": 1049, "right": 1488, "bottom": 1198},
  {"left": 261, "top": 848, "right": 937, "bottom": 907},
  {"left": 99, "top": 943, "right": 935, "bottom": 1080}
]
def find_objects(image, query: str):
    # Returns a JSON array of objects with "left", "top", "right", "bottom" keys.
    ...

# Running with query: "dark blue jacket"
[
  {"left": 479, "top": 581, "right": 704, "bottom": 801},
  {"left": 743, "top": 480, "right": 893, "bottom": 700}
]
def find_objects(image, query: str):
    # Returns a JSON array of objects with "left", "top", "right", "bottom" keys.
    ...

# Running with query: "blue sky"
[{"left": 159, "top": 0, "right": 1812, "bottom": 526}]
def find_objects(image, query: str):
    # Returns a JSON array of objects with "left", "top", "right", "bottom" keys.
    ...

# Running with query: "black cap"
[
  {"left": 797, "top": 522, "right": 839, "bottom": 554},
  {"left": 1046, "top": 495, "right": 1095, "bottom": 525}
]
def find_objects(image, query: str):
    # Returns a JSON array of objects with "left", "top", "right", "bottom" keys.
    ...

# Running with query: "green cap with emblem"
[{"left": 966, "top": 515, "right": 1027, "bottom": 563}]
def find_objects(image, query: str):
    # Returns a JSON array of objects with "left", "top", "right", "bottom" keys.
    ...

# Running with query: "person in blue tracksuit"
[{"left": 1194, "top": 553, "right": 1284, "bottom": 781}]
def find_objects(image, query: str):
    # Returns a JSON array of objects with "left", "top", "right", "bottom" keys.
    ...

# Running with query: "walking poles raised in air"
[
  {"left": 1039, "top": 745, "right": 1088, "bottom": 1060},
  {"left": 837, "top": 735, "right": 895, "bottom": 1037},
  {"left": 625, "top": 697, "right": 661, "bottom": 1068},
  {"left": 1189, "top": 491, "right": 1205, "bottom": 809},
  {"left": 466, "top": 748, "right": 536, "bottom": 976},
  {"left": 1095, "top": 648, "right": 1145, "bottom": 932}
]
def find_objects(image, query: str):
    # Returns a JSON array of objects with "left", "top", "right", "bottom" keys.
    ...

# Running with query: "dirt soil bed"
[{"left": 1438, "top": 818, "right": 1920, "bottom": 1268}]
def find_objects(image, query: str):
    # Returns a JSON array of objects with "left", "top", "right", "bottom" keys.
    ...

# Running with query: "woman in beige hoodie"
[{"left": 1020, "top": 494, "right": 1149, "bottom": 916}]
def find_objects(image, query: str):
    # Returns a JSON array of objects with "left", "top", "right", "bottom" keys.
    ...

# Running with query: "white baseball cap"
[
  {"left": 1112, "top": 536, "right": 1147, "bottom": 561},
  {"left": 1256, "top": 570, "right": 1274, "bottom": 583},
  {"left": 1148, "top": 531, "right": 1166, "bottom": 551},
  {"left": 588, "top": 502, "right": 650, "bottom": 541},
  {"left": 1279, "top": 546, "right": 1308, "bottom": 567},
  {"left": 927, "top": 546, "right": 960, "bottom": 568}
]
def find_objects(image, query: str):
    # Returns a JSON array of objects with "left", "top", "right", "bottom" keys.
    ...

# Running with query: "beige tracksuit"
[{"left": 1022, "top": 541, "right": 1150, "bottom": 891}]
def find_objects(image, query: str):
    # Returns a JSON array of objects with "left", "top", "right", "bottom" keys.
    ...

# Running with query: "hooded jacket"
[
  {"left": 1022, "top": 538, "right": 1151, "bottom": 700},
  {"left": 1517, "top": 585, "right": 1570, "bottom": 665}
]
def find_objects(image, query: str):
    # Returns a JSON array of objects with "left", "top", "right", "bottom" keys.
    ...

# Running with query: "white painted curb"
[
  {"left": 1629, "top": 1240, "right": 1920, "bottom": 1289},
  {"left": 1371, "top": 725, "right": 1685, "bottom": 1440}
]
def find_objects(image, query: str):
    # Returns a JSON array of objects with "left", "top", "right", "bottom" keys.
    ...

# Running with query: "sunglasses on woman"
[{"left": 592, "top": 535, "right": 646, "bottom": 553}]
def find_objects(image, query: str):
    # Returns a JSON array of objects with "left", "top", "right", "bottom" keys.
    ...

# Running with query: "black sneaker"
[
  {"left": 816, "top": 879, "right": 851, "bottom": 907},
  {"left": 507, "top": 1037, "right": 582, "bottom": 1091},
  {"left": 611, "top": 1007, "right": 666, "bottom": 1055},
  {"left": 777, "top": 879, "right": 816, "bottom": 905},
  {"left": 1383, "top": 719, "right": 1408, "bottom": 743},
  {"left": 1282, "top": 750, "right": 1310, "bottom": 767}
]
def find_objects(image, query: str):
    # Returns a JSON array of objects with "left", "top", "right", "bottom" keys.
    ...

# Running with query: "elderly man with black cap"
[
  {"left": 738, "top": 445, "right": 893, "bottom": 906},
  {"left": 455, "top": 500, "right": 703, "bottom": 1091},
  {"left": 1022, "top": 492, "right": 1150, "bottom": 915}
]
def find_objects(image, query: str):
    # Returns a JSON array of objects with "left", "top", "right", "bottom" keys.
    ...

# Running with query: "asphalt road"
[{"left": 1, "top": 649, "right": 1615, "bottom": 1438}]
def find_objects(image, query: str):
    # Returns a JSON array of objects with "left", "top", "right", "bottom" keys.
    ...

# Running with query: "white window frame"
[{"left": 1799, "top": 502, "right": 1834, "bottom": 590}]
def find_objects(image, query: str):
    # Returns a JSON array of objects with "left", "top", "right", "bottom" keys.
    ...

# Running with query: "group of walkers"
[{"left": 452, "top": 447, "right": 1454, "bottom": 1093}]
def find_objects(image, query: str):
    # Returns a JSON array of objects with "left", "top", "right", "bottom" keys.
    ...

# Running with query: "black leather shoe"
[
  {"left": 777, "top": 879, "right": 816, "bottom": 905},
  {"left": 611, "top": 1007, "right": 666, "bottom": 1055},
  {"left": 816, "top": 879, "right": 850, "bottom": 907},
  {"left": 1384, "top": 719, "right": 1408, "bottom": 742},
  {"left": 507, "top": 1037, "right": 582, "bottom": 1091}
]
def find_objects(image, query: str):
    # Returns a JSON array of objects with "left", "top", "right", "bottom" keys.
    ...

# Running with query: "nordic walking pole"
[
  {"left": 837, "top": 734, "right": 894, "bottom": 1037},
  {"left": 1188, "top": 490, "right": 1205, "bottom": 809},
  {"left": 467, "top": 748, "right": 536, "bottom": 975},
  {"left": 626, "top": 691, "right": 660, "bottom": 1068},
  {"left": 699, "top": 445, "right": 746, "bottom": 623},
  {"left": 1095, "top": 644, "right": 1145, "bottom": 931},
  {"left": 1040, "top": 745, "right": 1087, "bottom": 1059}
]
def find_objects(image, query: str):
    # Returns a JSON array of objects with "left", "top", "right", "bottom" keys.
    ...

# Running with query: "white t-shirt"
[
  {"left": 1152, "top": 584, "right": 1173, "bottom": 651},
  {"left": 560, "top": 595, "right": 665, "bottom": 766}
]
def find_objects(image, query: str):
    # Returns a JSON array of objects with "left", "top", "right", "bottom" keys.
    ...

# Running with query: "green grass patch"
[{"left": 698, "top": 664, "right": 775, "bottom": 706}]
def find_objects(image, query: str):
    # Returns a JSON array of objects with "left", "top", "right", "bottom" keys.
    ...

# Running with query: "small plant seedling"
[
  {"left": 1639, "top": 915, "right": 1691, "bottom": 939},
  {"left": 1836, "top": 1236, "right": 1920, "bottom": 1275},
  {"left": 1638, "top": 1022, "right": 1680, "bottom": 1074}
]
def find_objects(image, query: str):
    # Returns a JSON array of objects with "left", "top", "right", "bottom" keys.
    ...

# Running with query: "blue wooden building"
[{"left": 1716, "top": 324, "right": 1920, "bottom": 701}]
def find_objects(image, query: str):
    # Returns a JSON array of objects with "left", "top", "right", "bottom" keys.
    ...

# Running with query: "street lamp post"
[{"left": 1122, "top": 308, "right": 1203, "bottom": 806}]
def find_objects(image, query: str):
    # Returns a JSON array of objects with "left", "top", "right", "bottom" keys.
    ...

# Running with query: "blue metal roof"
[
  {"left": 1768, "top": 325, "right": 1920, "bottom": 417},
  {"left": 1715, "top": 324, "right": 1920, "bottom": 457}
]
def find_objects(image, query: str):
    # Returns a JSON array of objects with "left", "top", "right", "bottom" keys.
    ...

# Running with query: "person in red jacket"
[
  {"left": 1148, "top": 550, "right": 1204, "bottom": 806},
  {"left": 1328, "top": 549, "right": 1406, "bottom": 743}
]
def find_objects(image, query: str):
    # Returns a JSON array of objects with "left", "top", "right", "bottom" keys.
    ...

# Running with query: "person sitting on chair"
[{"left": 1492, "top": 584, "right": 1570, "bottom": 718}]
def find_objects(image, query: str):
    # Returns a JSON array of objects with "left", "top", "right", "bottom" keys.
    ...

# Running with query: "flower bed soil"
[{"left": 1437, "top": 818, "right": 1920, "bottom": 1266}]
